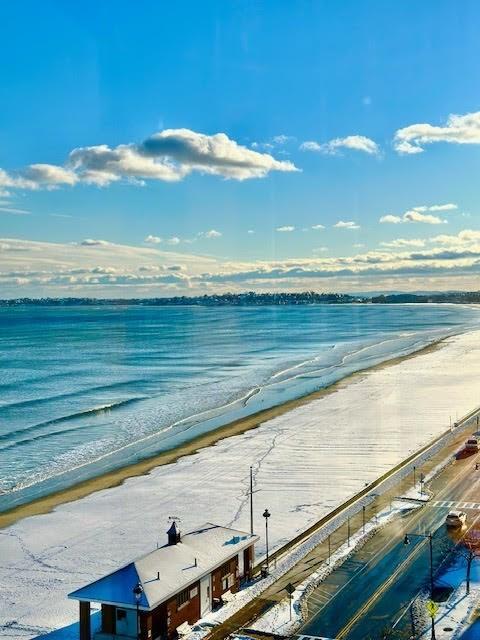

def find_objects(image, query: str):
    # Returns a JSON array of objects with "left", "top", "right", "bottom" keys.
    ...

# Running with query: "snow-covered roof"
[{"left": 69, "top": 523, "right": 258, "bottom": 611}]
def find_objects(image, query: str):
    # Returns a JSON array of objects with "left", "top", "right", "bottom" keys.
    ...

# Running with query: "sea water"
[{"left": 1, "top": 303, "right": 479, "bottom": 509}]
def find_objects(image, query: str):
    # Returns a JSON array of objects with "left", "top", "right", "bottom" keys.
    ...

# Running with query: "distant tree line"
[{"left": 2, "top": 290, "right": 480, "bottom": 306}]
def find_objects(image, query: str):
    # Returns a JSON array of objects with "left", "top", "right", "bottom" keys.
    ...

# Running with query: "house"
[{"left": 69, "top": 522, "right": 258, "bottom": 640}]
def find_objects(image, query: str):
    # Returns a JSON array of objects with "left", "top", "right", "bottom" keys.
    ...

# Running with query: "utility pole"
[
  {"left": 249, "top": 466, "right": 254, "bottom": 536},
  {"left": 362, "top": 505, "right": 366, "bottom": 534}
]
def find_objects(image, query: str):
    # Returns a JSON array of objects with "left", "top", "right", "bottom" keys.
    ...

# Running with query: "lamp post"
[
  {"left": 404, "top": 532, "right": 434, "bottom": 598},
  {"left": 263, "top": 508, "right": 271, "bottom": 574},
  {"left": 133, "top": 582, "right": 143, "bottom": 640},
  {"left": 420, "top": 472, "right": 425, "bottom": 496}
]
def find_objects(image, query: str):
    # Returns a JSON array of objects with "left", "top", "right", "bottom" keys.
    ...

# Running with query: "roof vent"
[{"left": 167, "top": 521, "right": 181, "bottom": 545}]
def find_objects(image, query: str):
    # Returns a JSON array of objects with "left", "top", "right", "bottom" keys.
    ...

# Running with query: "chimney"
[{"left": 167, "top": 521, "right": 181, "bottom": 545}]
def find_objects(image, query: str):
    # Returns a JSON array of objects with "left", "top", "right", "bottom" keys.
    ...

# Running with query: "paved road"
[{"left": 298, "top": 447, "right": 480, "bottom": 639}]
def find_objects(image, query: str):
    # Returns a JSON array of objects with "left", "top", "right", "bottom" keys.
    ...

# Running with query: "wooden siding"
[
  {"left": 211, "top": 555, "right": 239, "bottom": 602},
  {"left": 165, "top": 580, "right": 200, "bottom": 639}
]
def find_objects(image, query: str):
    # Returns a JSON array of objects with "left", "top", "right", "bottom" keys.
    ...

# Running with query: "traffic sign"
[{"left": 426, "top": 600, "right": 439, "bottom": 618}]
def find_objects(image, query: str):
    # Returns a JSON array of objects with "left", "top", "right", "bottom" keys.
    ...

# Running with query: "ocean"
[{"left": 1, "top": 303, "right": 479, "bottom": 510}]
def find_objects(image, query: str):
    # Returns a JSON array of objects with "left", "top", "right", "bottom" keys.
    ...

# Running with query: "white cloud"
[
  {"left": 21, "top": 164, "right": 78, "bottom": 187},
  {"left": 380, "top": 214, "right": 402, "bottom": 224},
  {"left": 139, "top": 129, "right": 298, "bottom": 180},
  {"left": 272, "top": 134, "right": 295, "bottom": 145},
  {"left": 144, "top": 235, "right": 162, "bottom": 244},
  {"left": 431, "top": 229, "right": 480, "bottom": 246},
  {"left": 198, "top": 229, "right": 222, "bottom": 239},
  {"left": 403, "top": 210, "right": 446, "bottom": 225},
  {"left": 276, "top": 226, "right": 295, "bottom": 232},
  {"left": 299, "top": 141, "right": 322, "bottom": 152},
  {"left": 0, "top": 206, "right": 30, "bottom": 215},
  {"left": 247, "top": 229, "right": 255, "bottom": 234},
  {"left": 379, "top": 204, "right": 453, "bottom": 225},
  {"left": 300, "top": 135, "right": 379, "bottom": 155},
  {"left": 334, "top": 220, "right": 360, "bottom": 229},
  {"left": 167, "top": 237, "right": 181, "bottom": 245},
  {"left": 428, "top": 203, "right": 457, "bottom": 212},
  {"left": 0, "top": 129, "right": 298, "bottom": 194},
  {"left": 353, "top": 243, "right": 365, "bottom": 248},
  {"left": 394, "top": 111, "right": 480, "bottom": 154},
  {"left": 381, "top": 238, "right": 426, "bottom": 248},
  {"left": 311, "top": 224, "right": 325, "bottom": 230},
  {"left": 80, "top": 239, "right": 112, "bottom": 246}
]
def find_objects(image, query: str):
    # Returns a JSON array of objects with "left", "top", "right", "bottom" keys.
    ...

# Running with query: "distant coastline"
[{"left": 1, "top": 290, "right": 480, "bottom": 306}]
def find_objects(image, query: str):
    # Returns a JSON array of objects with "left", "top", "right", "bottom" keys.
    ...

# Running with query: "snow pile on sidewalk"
[{"left": 418, "top": 549, "right": 480, "bottom": 639}]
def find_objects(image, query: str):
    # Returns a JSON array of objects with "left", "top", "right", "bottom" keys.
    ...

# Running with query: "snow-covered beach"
[{"left": 1, "top": 329, "right": 480, "bottom": 639}]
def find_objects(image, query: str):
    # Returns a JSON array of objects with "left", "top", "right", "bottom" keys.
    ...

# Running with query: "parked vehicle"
[
  {"left": 465, "top": 437, "right": 479, "bottom": 452},
  {"left": 445, "top": 510, "right": 467, "bottom": 528}
]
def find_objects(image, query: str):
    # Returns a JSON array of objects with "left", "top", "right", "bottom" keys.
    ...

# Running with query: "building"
[{"left": 69, "top": 522, "right": 258, "bottom": 640}]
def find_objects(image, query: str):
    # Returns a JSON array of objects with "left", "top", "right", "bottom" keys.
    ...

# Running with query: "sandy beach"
[
  {"left": 1, "top": 329, "right": 480, "bottom": 639},
  {"left": 0, "top": 336, "right": 443, "bottom": 531}
]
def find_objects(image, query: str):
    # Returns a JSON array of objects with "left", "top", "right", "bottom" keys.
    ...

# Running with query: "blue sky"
[{"left": 1, "top": 1, "right": 480, "bottom": 296}]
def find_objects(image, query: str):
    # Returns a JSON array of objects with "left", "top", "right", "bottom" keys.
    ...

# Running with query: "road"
[{"left": 298, "top": 445, "right": 480, "bottom": 639}]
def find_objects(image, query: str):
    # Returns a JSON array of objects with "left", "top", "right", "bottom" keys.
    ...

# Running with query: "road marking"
[
  {"left": 430, "top": 500, "right": 480, "bottom": 510},
  {"left": 301, "top": 455, "right": 480, "bottom": 635},
  {"left": 335, "top": 540, "right": 427, "bottom": 639}
]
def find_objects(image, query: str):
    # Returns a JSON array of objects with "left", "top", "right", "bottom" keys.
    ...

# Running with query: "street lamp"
[
  {"left": 404, "top": 533, "right": 437, "bottom": 639},
  {"left": 263, "top": 508, "right": 271, "bottom": 574},
  {"left": 419, "top": 473, "right": 425, "bottom": 496},
  {"left": 133, "top": 582, "right": 143, "bottom": 640},
  {"left": 404, "top": 532, "right": 434, "bottom": 598}
]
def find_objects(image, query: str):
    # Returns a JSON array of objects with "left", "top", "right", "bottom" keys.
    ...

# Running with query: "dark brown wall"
[
  {"left": 165, "top": 581, "right": 200, "bottom": 639},
  {"left": 151, "top": 603, "right": 167, "bottom": 640},
  {"left": 211, "top": 555, "right": 239, "bottom": 601}
]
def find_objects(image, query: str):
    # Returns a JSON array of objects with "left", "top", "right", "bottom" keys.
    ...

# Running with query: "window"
[
  {"left": 176, "top": 587, "right": 190, "bottom": 609},
  {"left": 116, "top": 609, "right": 126, "bottom": 621}
]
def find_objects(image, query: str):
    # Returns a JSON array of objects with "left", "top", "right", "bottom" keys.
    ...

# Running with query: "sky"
[{"left": 1, "top": 0, "right": 480, "bottom": 297}]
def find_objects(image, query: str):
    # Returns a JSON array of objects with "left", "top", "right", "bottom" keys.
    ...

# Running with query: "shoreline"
[{"left": 0, "top": 335, "right": 447, "bottom": 530}]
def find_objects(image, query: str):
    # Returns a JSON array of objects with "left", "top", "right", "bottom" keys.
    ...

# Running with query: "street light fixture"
[
  {"left": 133, "top": 582, "right": 143, "bottom": 640},
  {"left": 403, "top": 532, "right": 434, "bottom": 597},
  {"left": 263, "top": 508, "right": 271, "bottom": 574}
]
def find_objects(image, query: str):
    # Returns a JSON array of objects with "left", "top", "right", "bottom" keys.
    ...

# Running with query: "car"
[
  {"left": 465, "top": 437, "right": 479, "bottom": 452},
  {"left": 445, "top": 510, "right": 467, "bottom": 527}
]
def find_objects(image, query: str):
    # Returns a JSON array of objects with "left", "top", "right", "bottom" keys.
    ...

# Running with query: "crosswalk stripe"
[{"left": 429, "top": 500, "right": 480, "bottom": 509}]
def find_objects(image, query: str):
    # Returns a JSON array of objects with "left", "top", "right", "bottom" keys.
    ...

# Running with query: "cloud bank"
[
  {"left": 0, "top": 129, "right": 299, "bottom": 192},
  {"left": 4, "top": 228, "right": 480, "bottom": 297}
]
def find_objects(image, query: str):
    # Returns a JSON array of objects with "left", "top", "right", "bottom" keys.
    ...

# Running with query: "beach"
[
  {"left": 0, "top": 334, "right": 443, "bottom": 531},
  {"left": 1, "top": 328, "right": 480, "bottom": 639}
]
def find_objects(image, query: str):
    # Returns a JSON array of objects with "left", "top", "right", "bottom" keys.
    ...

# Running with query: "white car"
[
  {"left": 445, "top": 510, "right": 467, "bottom": 527},
  {"left": 465, "top": 438, "right": 479, "bottom": 452}
]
